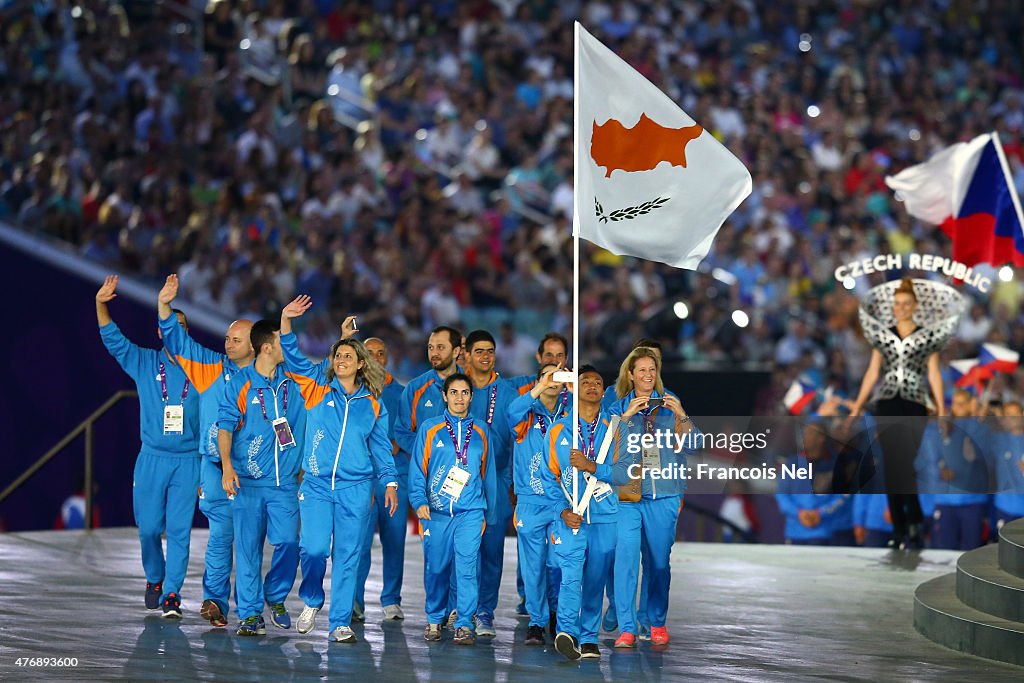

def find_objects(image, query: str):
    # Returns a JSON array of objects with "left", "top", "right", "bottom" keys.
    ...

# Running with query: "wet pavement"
[{"left": 0, "top": 528, "right": 1019, "bottom": 681}]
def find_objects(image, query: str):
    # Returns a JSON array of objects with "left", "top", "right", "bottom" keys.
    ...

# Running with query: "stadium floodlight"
[{"left": 673, "top": 301, "right": 689, "bottom": 320}]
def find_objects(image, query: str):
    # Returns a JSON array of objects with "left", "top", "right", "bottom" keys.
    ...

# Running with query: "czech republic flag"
[
  {"left": 979, "top": 343, "right": 1019, "bottom": 375},
  {"left": 885, "top": 133, "right": 1024, "bottom": 267},
  {"left": 783, "top": 379, "right": 817, "bottom": 415}
]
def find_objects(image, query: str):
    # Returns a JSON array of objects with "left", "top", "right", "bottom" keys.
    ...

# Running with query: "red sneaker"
[
  {"left": 651, "top": 626, "right": 670, "bottom": 645},
  {"left": 614, "top": 632, "right": 637, "bottom": 648}
]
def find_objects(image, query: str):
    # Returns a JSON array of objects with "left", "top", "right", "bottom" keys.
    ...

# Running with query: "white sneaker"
[
  {"left": 352, "top": 602, "right": 365, "bottom": 623},
  {"left": 330, "top": 625, "right": 356, "bottom": 643},
  {"left": 383, "top": 604, "right": 405, "bottom": 621},
  {"left": 296, "top": 605, "right": 320, "bottom": 634}
]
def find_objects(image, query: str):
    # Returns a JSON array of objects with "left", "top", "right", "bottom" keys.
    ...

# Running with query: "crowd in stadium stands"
[{"left": 3, "top": 0, "right": 1024, "bottom": 407}]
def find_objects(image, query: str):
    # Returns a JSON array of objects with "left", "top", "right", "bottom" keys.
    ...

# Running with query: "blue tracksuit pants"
[
  {"left": 299, "top": 477, "right": 373, "bottom": 631},
  {"left": 552, "top": 519, "right": 616, "bottom": 644},
  {"left": 199, "top": 459, "right": 234, "bottom": 616},
  {"left": 638, "top": 497, "right": 680, "bottom": 628},
  {"left": 355, "top": 472, "right": 409, "bottom": 609},
  {"left": 133, "top": 450, "right": 199, "bottom": 602},
  {"left": 477, "top": 496, "right": 512, "bottom": 618},
  {"left": 422, "top": 509, "right": 485, "bottom": 629},
  {"left": 613, "top": 502, "right": 641, "bottom": 635},
  {"left": 231, "top": 483, "right": 299, "bottom": 621},
  {"left": 515, "top": 501, "right": 561, "bottom": 627}
]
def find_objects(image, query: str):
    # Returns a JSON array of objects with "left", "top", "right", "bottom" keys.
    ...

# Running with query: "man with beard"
[{"left": 394, "top": 326, "right": 464, "bottom": 478}]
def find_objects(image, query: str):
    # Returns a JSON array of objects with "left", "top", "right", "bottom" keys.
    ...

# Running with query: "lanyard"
[
  {"left": 485, "top": 385, "right": 497, "bottom": 426},
  {"left": 158, "top": 361, "right": 190, "bottom": 404},
  {"left": 555, "top": 387, "right": 568, "bottom": 416},
  {"left": 640, "top": 397, "right": 659, "bottom": 435},
  {"left": 445, "top": 416, "right": 473, "bottom": 467},
  {"left": 579, "top": 414, "right": 600, "bottom": 460},
  {"left": 256, "top": 382, "right": 288, "bottom": 421},
  {"left": 536, "top": 389, "right": 569, "bottom": 436}
]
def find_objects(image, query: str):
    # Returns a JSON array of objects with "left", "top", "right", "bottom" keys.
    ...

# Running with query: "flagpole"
[
  {"left": 571, "top": 21, "right": 581, "bottom": 521},
  {"left": 991, "top": 132, "right": 1024, "bottom": 232}
]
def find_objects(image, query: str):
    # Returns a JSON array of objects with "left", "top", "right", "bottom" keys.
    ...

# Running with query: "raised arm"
[
  {"left": 96, "top": 274, "right": 145, "bottom": 377},
  {"left": 280, "top": 295, "right": 313, "bottom": 336},
  {"left": 96, "top": 274, "right": 117, "bottom": 327},
  {"left": 158, "top": 274, "right": 225, "bottom": 391}
]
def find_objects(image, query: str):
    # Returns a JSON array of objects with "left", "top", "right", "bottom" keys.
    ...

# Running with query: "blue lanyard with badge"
[
  {"left": 440, "top": 417, "right": 473, "bottom": 502},
  {"left": 640, "top": 399, "right": 661, "bottom": 470},
  {"left": 257, "top": 382, "right": 296, "bottom": 449},
  {"left": 160, "top": 360, "right": 191, "bottom": 435},
  {"left": 581, "top": 413, "right": 613, "bottom": 502}
]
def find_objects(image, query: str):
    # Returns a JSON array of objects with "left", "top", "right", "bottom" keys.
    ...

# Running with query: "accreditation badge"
[
  {"left": 272, "top": 417, "right": 297, "bottom": 448},
  {"left": 163, "top": 405, "right": 184, "bottom": 435},
  {"left": 642, "top": 442, "right": 661, "bottom": 471},
  {"left": 440, "top": 465, "right": 471, "bottom": 502}
]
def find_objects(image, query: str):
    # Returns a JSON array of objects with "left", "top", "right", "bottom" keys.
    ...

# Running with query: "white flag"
[{"left": 574, "top": 22, "right": 752, "bottom": 269}]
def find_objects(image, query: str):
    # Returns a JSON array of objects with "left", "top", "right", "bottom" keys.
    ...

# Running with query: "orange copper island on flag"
[{"left": 591, "top": 115, "right": 704, "bottom": 178}]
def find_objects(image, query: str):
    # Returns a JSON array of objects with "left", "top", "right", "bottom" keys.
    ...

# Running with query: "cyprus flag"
[{"left": 574, "top": 22, "right": 752, "bottom": 269}]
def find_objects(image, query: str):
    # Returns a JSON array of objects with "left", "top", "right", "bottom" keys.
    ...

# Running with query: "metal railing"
[{"left": 0, "top": 390, "right": 138, "bottom": 529}]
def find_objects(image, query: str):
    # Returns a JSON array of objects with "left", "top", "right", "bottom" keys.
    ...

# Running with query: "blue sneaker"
[
  {"left": 237, "top": 615, "right": 267, "bottom": 636},
  {"left": 476, "top": 614, "right": 496, "bottom": 638},
  {"left": 601, "top": 606, "right": 617, "bottom": 632},
  {"left": 269, "top": 603, "right": 291, "bottom": 629}
]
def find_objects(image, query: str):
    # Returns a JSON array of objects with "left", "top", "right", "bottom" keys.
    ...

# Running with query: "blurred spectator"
[{"left": 1, "top": 0, "right": 1023, "bottom": 402}]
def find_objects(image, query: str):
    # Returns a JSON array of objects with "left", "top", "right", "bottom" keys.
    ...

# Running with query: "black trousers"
[{"left": 873, "top": 397, "right": 928, "bottom": 531}]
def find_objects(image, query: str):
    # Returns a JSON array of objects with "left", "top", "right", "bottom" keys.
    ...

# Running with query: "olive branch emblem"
[{"left": 595, "top": 196, "right": 669, "bottom": 223}]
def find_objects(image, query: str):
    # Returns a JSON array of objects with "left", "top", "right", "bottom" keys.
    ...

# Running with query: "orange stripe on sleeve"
[
  {"left": 547, "top": 422, "right": 564, "bottom": 477},
  {"left": 284, "top": 371, "right": 330, "bottom": 409},
  {"left": 235, "top": 380, "right": 252, "bottom": 431},
  {"left": 177, "top": 357, "right": 224, "bottom": 394},
  {"left": 410, "top": 379, "right": 435, "bottom": 433},
  {"left": 422, "top": 423, "right": 445, "bottom": 480},
  {"left": 475, "top": 425, "right": 488, "bottom": 478},
  {"left": 513, "top": 417, "right": 531, "bottom": 443},
  {"left": 369, "top": 396, "right": 381, "bottom": 419}
]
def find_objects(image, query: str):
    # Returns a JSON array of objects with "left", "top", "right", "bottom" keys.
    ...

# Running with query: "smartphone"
[
  {"left": 553, "top": 370, "right": 575, "bottom": 383},
  {"left": 350, "top": 316, "right": 358, "bottom": 332},
  {"left": 647, "top": 397, "right": 664, "bottom": 409}
]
